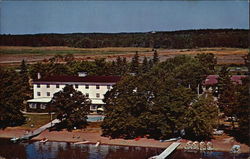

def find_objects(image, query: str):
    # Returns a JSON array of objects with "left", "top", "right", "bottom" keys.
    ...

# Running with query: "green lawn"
[{"left": 20, "top": 114, "right": 55, "bottom": 129}]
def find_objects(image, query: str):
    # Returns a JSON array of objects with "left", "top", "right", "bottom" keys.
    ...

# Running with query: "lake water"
[{"left": 0, "top": 138, "right": 249, "bottom": 159}]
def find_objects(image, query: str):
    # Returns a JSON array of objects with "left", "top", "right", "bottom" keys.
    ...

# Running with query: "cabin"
[{"left": 27, "top": 73, "right": 121, "bottom": 113}]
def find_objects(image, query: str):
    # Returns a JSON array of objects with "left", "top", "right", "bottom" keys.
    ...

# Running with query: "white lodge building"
[{"left": 27, "top": 74, "right": 121, "bottom": 112}]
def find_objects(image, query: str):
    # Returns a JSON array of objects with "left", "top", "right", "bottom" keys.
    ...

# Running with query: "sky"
[{"left": 0, "top": 1, "right": 249, "bottom": 34}]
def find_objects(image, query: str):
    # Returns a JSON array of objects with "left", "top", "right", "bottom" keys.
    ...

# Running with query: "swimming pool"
[{"left": 87, "top": 115, "right": 104, "bottom": 122}]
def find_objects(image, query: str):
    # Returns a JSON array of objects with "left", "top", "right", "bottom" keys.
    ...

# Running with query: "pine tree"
[
  {"left": 19, "top": 60, "right": 32, "bottom": 109},
  {"left": 141, "top": 57, "right": 149, "bottom": 73},
  {"left": 130, "top": 51, "right": 139, "bottom": 74},
  {"left": 217, "top": 66, "right": 238, "bottom": 128},
  {"left": 153, "top": 50, "right": 159, "bottom": 64}
]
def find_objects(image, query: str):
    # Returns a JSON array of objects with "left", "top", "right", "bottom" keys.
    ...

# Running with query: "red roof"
[
  {"left": 204, "top": 75, "right": 247, "bottom": 85},
  {"left": 33, "top": 75, "right": 121, "bottom": 83}
]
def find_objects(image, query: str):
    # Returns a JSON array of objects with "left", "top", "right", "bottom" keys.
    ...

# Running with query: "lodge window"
[
  {"left": 29, "top": 103, "right": 37, "bottom": 109},
  {"left": 40, "top": 104, "right": 46, "bottom": 109},
  {"left": 47, "top": 92, "right": 50, "bottom": 96},
  {"left": 107, "top": 85, "right": 111, "bottom": 90},
  {"left": 96, "top": 85, "right": 100, "bottom": 89},
  {"left": 85, "top": 85, "right": 89, "bottom": 89},
  {"left": 37, "top": 92, "right": 41, "bottom": 96},
  {"left": 47, "top": 84, "right": 50, "bottom": 88},
  {"left": 56, "top": 84, "right": 60, "bottom": 88},
  {"left": 86, "top": 93, "right": 89, "bottom": 98},
  {"left": 37, "top": 84, "right": 40, "bottom": 88},
  {"left": 91, "top": 105, "right": 97, "bottom": 110},
  {"left": 96, "top": 93, "right": 100, "bottom": 98},
  {"left": 75, "top": 84, "right": 78, "bottom": 89}
]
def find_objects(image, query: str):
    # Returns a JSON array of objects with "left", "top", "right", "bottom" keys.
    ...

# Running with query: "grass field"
[
  {"left": 0, "top": 46, "right": 248, "bottom": 65},
  {"left": 0, "top": 46, "right": 152, "bottom": 55}
]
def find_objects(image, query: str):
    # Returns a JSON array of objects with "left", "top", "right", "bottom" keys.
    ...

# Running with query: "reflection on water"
[{"left": 0, "top": 138, "right": 249, "bottom": 159}]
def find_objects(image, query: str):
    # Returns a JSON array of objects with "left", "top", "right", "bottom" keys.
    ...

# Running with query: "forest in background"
[{"left": 1, "top": 29, "right": 248, "bottom": 49}]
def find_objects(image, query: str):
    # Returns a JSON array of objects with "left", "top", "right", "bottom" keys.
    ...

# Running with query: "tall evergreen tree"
[
  {"left": 153, "top": 50, "right": 159, "bottom": 64},
  {"left": 141, "top": 57, "right": 149, "bottom": 73},
  {"left": 217, "top": 66, "right": 238, "bottom": 127},
  {"left": 235, "top": 78, "right": 250, "bottom": 140},
  {"left": 217, "top": 66, "right": 231, "bottom": 95},
  {"left": 19, "top": 60, "right": 32, "bottom": 109},
  {"left": 130, "top": 51, "right": 139, "bottom": 74}
]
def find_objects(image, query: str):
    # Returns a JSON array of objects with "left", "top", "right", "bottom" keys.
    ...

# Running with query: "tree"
[
  {"left": 141, "top": 57, "right": 149, "bottom": 73},
  {"left": 48, "top": 85, "right": 91, "bottom": 130},
  {"left": 20, "top": 60, "right": 32, "bottom": 96},
  {"left": 217, "top": 66, "right": 239, "bottom": 128},
  {"left": 130, "top": 51, "right": 139, "bottom": 74},
  {"left": 217, "top": 66, "right": 231, "bottom": 95},
  {"left": 173, "top": 58, "right": 210, "bottom": 91},
  {"left": 153, "top": 50, "right": 159, "bottom": 64},
  {"left": 185, "top": 93, "right": 219, "bottom": 140},
  {"left": 0, "top": 68, "right": 25, "bottom": 128},
  {"left": 235, "top": 78, "right": 250, "bottom": 139},
  {"left": 195, "top": 53, "right": 217, "bottom": 71}
]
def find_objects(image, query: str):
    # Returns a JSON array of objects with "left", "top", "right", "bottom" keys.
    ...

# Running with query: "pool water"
[{"left": 87, "top": 115, "right": 104, "bottom": 122}]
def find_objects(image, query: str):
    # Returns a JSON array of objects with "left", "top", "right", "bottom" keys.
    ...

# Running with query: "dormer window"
[
  {"left": 47, "top": 84, "right": 50, "bottom": 88},
  {"left": 37, "top": 84, "right": 40, "bottom": 88}
]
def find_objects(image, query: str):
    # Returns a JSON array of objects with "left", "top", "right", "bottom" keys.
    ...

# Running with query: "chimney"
[
  {"left": 78, "top": 72, "right": 87, "bottom": 77},
  {"left": 37, "top": 72, "right": 41, "bottom": 79}
]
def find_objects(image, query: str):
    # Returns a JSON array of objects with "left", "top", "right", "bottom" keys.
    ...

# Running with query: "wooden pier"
[
  {"left": 19, "top": 119, "right": 60, "bottom": 140},
  {"left": 149, "top": 142, "right": 180, "bottom": 159}
]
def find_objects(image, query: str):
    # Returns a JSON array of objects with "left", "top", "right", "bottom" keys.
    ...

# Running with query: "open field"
[{"left": 0, "top": 46, "right": 248, "bottom": 65}]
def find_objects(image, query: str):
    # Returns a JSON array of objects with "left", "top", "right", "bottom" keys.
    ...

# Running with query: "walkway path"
[{"left": 20, "top": 119, "right": 60, "bottom": 140}]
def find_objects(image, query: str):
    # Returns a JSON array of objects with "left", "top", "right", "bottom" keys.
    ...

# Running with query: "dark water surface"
[{"left": 0, "top": 138, "right": 249, "bottom": 159}]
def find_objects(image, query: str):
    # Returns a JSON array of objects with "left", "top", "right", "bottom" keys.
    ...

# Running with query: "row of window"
[
  {"left": 36, "top": 84, "right": 111, "bottom": 89},
  {"left": 29, "top": 103, "right": 46, "bottom": 109},
  {"left": 37, "top": 92, "right": 101, "bottom": 98}
]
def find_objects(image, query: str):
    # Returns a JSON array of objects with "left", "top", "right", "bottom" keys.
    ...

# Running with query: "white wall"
[{"left": 33, "top": 82, "right": 114, "bottom": 103}]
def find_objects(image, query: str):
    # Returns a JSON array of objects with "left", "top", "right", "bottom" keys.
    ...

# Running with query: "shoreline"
[{"left": 0, "top": 128, "right": 249, "bottom": 153}]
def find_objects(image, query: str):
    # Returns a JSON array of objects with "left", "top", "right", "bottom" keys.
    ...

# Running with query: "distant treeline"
[{"left": 1, "top": 29, "right": 248, "bottom": 48}]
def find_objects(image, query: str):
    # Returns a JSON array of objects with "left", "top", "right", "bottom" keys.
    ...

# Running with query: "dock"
[
  {"left": 149, "top": 142, "right": 180, "bottom": 159},
  {"left": 19, "top": 119, "right": 60, "bottom": 140}
]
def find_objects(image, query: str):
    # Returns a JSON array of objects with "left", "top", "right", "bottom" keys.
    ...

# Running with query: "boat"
[
  {"left": 95, "top": 142, "right": 100, "bottom": 147},
  {"left": 74, "top": 141, "right": 89, "bottom": 145},
  {"left": 40, "top": 138, "right": 48, "bottom": 143},
  {"left": 10, "top": 137, "right": 20, "bottom": 143},
  {"left": 231, "top": 145, "right": 241, "bottom": 153},
  {"left": 160, "top": 137, "right": 181, "bottom": 142}
]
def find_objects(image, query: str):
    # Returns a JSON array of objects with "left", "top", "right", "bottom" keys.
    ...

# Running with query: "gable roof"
[
  {"left": 204, "top": 75, "right": 247, "bottom": 86},
  {"left": 33, "top": 75, "right": 121, "bottom": 84}
]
